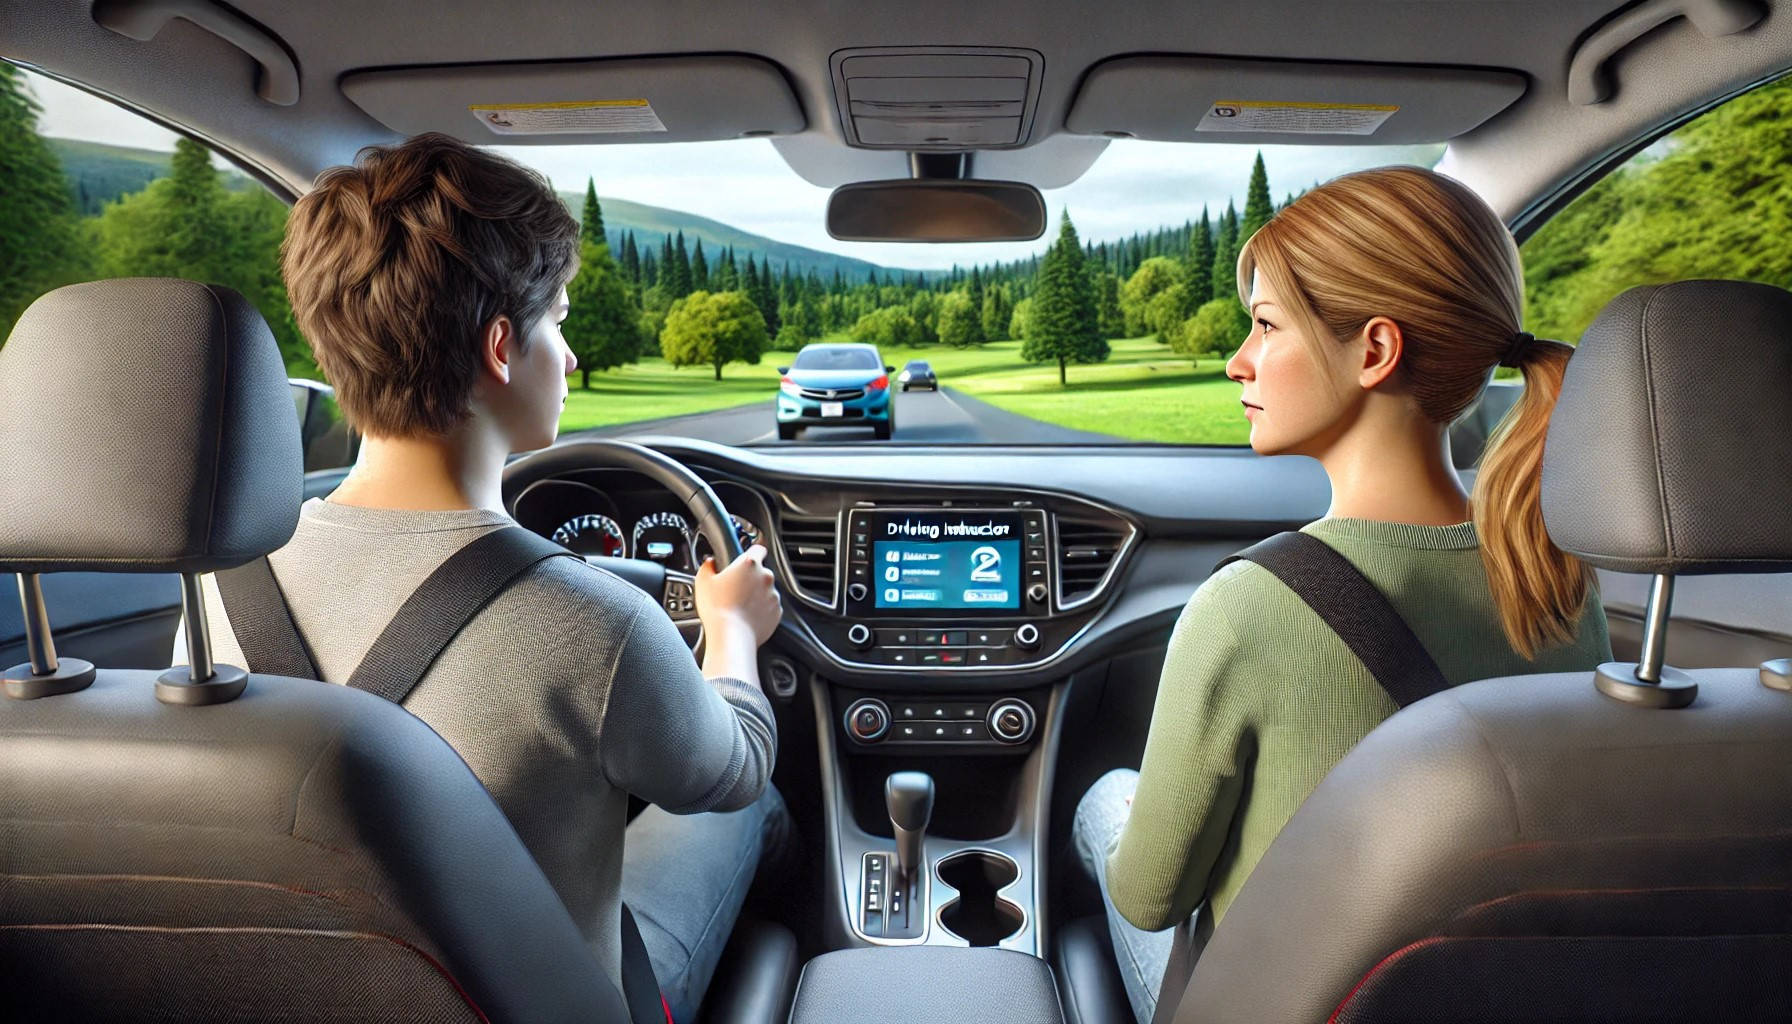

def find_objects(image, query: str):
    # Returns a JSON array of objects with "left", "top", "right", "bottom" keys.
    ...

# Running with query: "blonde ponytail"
[
  {"left": 1471, "top": 341, "right": 1593, "bottom": 658},
  {"left": 1238, "top": 165, "right": 1593, "bottom": 659}
]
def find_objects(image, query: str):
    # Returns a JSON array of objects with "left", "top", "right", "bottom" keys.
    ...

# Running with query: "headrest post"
[
  {"left": 1593, "top": 572, "right": 1696, "bottom": 709},
  {"left": 155, "top": 573, "right": 248, "bottom": 706},
  {"left": 18, "top": 573, "right": 59, "bottom": 676},
  {"left": 1635, "top": 573, "right": 1676, "bottom": 684},
  {"left": 3, "top": 575, "right": 96, "bottom": 700},
  {"left": 179, "top": 573, "right": 215, "bottom": 683}
]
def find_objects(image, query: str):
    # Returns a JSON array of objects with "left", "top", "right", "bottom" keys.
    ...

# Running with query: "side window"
[
  {"left": 1521, "top": 74, "right": 1792, "bottom": 341},
  {"left": 0, "top": 63, "right": 312, "bottom": 380}
]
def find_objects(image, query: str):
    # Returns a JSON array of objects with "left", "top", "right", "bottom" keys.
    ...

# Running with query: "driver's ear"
[
  {"left": 1359, "top": 316, "right": 1404, "bottom": 390},
  {"left": 480, "top": 313, "right": 515, "bottom": 386}
]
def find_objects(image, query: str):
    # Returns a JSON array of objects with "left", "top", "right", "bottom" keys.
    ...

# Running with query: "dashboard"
[{"left": 513, "top": 473, "right": 765, "bottom": 573}]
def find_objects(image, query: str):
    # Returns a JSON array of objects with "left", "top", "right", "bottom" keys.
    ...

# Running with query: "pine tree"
[
  {"left": 1022, "top": 211, "right": 1108, "bottom": 385},
  {"left": 564, "top": 182, "right": 637, "bottom": 387},
  {"left": 691, "top": 239, "right": 709, "bottom": 292},
  {"left": 1187, "top": 207, "right": 1215, "bottom": 305},
  {"left": 670, "top": 231, "right": 693, "bottom": 298},
  {"left": 620, "top": 232, "right": 640, "bottom": 283},
  {"left": 980, "top": 285, "right": 1013, "bottom": 342},
  {"left": 0, "top": 64, "right": 87, "bottom": 337},
  {"left": 1212, "top": 202, "right": 1239, "bottom": 303},
  {"left": 1095, "top": 270, "right": 1124, "bottom": 339},
  {"left": 1241, "top": 152, "right": 1275, "bottom": 242}
]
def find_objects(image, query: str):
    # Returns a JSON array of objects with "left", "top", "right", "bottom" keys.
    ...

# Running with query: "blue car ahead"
[{"left": 776, "top": 343, "right": 896, "bottom": 440}]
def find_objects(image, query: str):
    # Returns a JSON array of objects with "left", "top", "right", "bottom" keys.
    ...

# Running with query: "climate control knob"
[
  {"left": 844, "top": 698, "right": 890, "bottom": 743},
  {"left": 988, "top": 699, "right": 1035, "bottom": 744},
  {"left": 847, "top": 582, "right": 869, "bottom": 603},
  {"left": 846, "top": 623, "right": 874, "bottom": 650},
  {"left": 1013, "top": 622, "right": 1041, "bottom": 650}
]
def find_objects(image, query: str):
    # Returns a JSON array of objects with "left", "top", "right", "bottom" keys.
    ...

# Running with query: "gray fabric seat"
[
  {"left": 0, "top": 279, "right": 629, "bottom": 1022},
  {"left": 1172, "top": 280, "right": 1792, "bottom": 1023}
]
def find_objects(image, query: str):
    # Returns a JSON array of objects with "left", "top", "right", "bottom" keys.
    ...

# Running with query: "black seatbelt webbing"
[
  {"left": 344, "top": 526, "right": 573, "bottom": 704},
  {"left": 215, "top": 556, "right": 322, "bottom": 680},
  {"left": 621, "top": 904, "right": 673, "bottom": 1024},
  {"left": 1218, "top": 531, "right": 1451, "bottom": 709}
]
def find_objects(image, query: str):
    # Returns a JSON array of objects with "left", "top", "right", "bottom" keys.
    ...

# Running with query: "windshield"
[
  {"left": 6, "top": 64, "right": 1451, "bottom": 447},
  {"left": 792, "top": 347, "right": 881, "bottom": 371}
]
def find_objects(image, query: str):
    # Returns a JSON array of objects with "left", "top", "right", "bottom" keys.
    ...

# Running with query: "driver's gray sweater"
[{"left": 176, "top": 498, "right": 777, "bottom": 995}]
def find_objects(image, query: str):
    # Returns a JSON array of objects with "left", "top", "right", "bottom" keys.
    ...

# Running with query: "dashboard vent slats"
[
  {"left": 1056, "top": 517, "right": 1128, "bottom": 605},
  {"left": 780, "top": 515, "right": 839, "bottom": 606}
]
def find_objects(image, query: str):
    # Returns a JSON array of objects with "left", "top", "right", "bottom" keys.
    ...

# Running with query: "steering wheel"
[{"left": 502, "top": 439, "right": 745, "bottom": 650}]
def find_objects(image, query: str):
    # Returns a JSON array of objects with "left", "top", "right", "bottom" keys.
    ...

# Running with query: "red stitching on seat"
[{"left": 1327, "top": 936, "right": 1448, "bottom": 1024}]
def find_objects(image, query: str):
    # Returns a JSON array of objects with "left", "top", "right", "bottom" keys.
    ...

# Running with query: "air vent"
[
  {"left": 780, "top": 515, "right": 840, "bottom": 606},
  {"left": 1056, "top": 517, "right": 1129, "bottom": 606}
]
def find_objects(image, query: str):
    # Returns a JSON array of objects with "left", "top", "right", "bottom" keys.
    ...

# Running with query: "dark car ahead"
[
  {"left": 776, "top": 343, "right": 896, "bottom": 440},
  {"left": 897, "top": 360, "right": 937, "bottom": 391}
]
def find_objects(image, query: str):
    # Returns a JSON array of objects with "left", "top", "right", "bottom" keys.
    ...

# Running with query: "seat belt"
[
  {"left": 218, "top": 526, "right": 671, "bottom": 1024},
  {"left": 1150, "top": 531, "right": 1451, "bottom": 1024}
]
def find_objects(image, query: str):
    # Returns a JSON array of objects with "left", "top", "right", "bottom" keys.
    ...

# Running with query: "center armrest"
[{"left": 789, "top": 946, "right": 1064, "bottom": 1024}]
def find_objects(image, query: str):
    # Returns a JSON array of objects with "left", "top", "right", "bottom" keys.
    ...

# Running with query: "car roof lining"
[{"left": 3, "top": 0, "right": 1790, "bottom": 224}]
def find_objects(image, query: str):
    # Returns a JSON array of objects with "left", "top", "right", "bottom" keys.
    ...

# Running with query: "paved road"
[{"left": 569, "top": 386, "right": 1124, "bottom": 445}]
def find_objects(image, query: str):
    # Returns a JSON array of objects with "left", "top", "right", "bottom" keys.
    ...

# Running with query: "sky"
[{"left": 27, "top": 68, "right": 1442, "bottom": 271}]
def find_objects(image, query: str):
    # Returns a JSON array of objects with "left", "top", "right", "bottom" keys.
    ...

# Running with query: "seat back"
[
  {"left": 0, "top": 280, "right": 627, "bottom": 1022},
  {"left": 1179, "top": 281, "right": 1792, "bottom": 1022},
  {"left": 1, "top": 669, "right": 629, "bottom": 1023}
]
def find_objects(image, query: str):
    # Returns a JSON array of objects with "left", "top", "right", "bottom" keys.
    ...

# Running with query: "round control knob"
[
  {"left": 847, "top": 582, "right": 869, "bottom": 603},
  {"left": 1013, "top": 622, "right": 1041, "bottom": 650},
  {"left": 844, "top": 698, "right": 890, "bottom": 743},
  {"left": 988, "top": 699, "right": 1035, "bottom": 744},
  {"left": 1027, "top": 582, "right": 1049, "bottom": 605},
  {"left": 846, "top": 623, "right": 874, "bottom": 650}
]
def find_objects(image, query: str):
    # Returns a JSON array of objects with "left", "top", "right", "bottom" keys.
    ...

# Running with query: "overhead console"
[{"left": 828, "top": 47, "right": 1045, "bottom": 150}]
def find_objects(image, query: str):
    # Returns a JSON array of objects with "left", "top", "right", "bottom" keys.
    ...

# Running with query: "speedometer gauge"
[
  {"left": 633, "top": 511, "right": 694, "bottom": 571},
  {"left": 553, "top": 514, "right": 626, "bottom": 558}
]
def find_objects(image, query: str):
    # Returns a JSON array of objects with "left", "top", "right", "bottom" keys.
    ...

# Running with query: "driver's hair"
[
  {"left": 281, "top": 132, "right": 580, "bottom": 439},
  {"left": 1237, "top": 165, "right": 1593, "bottom": 660}
]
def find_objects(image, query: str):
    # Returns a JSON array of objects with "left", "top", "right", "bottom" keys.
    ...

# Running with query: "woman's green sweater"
[{"left": 1105, "top": 517, "right": 1611, "bottom": 931}]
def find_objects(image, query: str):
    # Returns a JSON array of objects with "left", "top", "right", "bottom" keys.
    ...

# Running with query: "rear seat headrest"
[
  {"left": 1542, "top": 279, "right": 1792, "bottom": 576},
  {"left": 0, "top": 279, "right": 302, "bottom": 574}
]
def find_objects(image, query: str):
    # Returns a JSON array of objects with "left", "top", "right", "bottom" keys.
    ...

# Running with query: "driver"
[{"left": 177, "top": 132, "right": 788, "bottom": 1020}]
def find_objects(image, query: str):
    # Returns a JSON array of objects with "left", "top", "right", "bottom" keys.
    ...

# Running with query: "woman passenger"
[{"left": 1073, "top": 165, "right": 1612, "bottom": 1023}]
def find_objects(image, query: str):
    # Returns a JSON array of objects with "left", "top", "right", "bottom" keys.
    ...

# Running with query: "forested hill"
[{"left": 44, "top": 137, "right": 922, "bottom": 281}]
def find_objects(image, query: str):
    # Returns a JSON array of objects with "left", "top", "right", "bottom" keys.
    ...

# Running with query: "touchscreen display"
[{"left": 872, "top": 513, "right": 1022, "bottom": 611}]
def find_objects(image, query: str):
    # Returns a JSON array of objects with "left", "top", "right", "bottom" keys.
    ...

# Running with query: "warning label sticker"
[
  {"left": 1195, "top": 100, "right": 1398, "bottom": 136},
  {"left": 469, "top": 99, "right": 666, "bottom": 135}
]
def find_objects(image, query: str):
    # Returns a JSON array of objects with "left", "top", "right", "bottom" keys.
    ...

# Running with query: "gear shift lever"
[{"left": 885, "top": 770, "right": 935, "bottom": 881}]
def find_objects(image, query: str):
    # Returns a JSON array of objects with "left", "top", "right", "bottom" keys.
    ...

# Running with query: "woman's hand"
[{"left": 695, "top": 544, "right": 781, "bottom": 649}]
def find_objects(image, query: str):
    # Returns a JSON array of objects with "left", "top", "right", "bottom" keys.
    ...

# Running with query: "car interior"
[{"left": 4, "top": 1, "right": 1792, "bottom": 1022}]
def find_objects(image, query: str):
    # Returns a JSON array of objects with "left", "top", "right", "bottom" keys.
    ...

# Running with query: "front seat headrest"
[
  {"left": 1542, "top": 279, "right": 1792, "bottom": 576},
  {"left": 0, "top": 279, "right": 302, "bottom": 574}
]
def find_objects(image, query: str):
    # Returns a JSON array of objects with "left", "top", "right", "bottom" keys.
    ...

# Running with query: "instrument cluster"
[{"left": 515, "top": 479, "right": 763, "bottom": 574}]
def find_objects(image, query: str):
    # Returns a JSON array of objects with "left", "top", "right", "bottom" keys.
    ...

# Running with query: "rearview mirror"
[
  {"left": 777, "top": 366, "right": 790, "bottom": 374},
  {"left": 885, "top": 364, "right": 896, "bottom": 373},
  {"left": 827, "top": 179, "right": 1046, "bottom": 243}
]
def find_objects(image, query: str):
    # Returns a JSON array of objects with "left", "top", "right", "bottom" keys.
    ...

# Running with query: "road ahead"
[{"left": 570, "top": 387, "right": 1123, "bottom": 445}]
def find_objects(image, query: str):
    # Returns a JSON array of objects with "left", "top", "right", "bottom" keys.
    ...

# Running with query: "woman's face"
[{"left": 1225, "top": 272, "right": 1360, "bottom": 457}]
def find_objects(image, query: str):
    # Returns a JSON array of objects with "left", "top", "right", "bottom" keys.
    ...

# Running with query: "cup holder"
[{"left": 936, "top": 850, "right": 1024, "bottom": 946}]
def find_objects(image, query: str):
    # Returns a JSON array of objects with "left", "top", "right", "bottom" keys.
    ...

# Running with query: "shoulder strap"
[
  {"left": 214, "top": 556, "right": 323, "bottom": 680},
  {"left": 620, "top": 904, "right": 673, "bottom": 1024},
  {"left": 345, "top": 526, "right": 576, "bottom": 705},
  {"left": 1218, "top": 531, "right": 1451, "bottom": 709}
]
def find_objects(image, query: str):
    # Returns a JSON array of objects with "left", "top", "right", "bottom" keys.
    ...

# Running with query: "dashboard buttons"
[
  {"left": 1027, "top": 583, "right": 1049, "bottom": 605},
  {"left": 988, "top": 699, "right": 1036, "bottom": 744},
  {"left": 845, "top": 698, "right": 891, "bottom": 743},
  {"left": 847, "top": 582, "right": 869, "bottom": 603},
  {"left": 846, "top": 623, "right": 874, "bottom": 650},
  {"left": 1014, "top": 623, "right": 1041, "bottom": 650}
]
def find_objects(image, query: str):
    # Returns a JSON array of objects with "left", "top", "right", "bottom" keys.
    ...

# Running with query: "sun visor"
[
  {"left": 1065, "top": 56, "right": 1526, "bottom": 145},
  {"left": 341, "top": 56, "right": 805, "bottom": 145}
]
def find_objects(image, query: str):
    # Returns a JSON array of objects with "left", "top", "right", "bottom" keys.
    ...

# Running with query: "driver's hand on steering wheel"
[{"left": 695, "top": 544, "right": 781, "bottom": 651}]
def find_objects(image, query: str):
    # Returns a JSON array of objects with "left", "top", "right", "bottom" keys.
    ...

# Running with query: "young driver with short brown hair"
[{"left": 182, "top": 132, "right": 788, "bottom": 1019}]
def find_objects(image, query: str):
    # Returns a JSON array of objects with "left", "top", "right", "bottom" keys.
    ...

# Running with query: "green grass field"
[{"left": 560, "top": 335, "right": 1249, "bottom": 444}]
